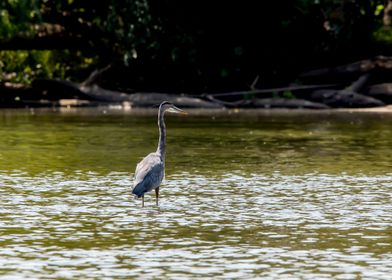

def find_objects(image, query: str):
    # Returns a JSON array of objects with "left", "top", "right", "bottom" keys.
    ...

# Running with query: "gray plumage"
[
  {"left": 132, "top": 153, "right": 164, "bottom": 198},
  {"left": 132, "top": 101, "right": 186, "bottom": 206}
]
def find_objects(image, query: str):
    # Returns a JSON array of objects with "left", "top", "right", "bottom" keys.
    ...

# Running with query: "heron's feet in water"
[
  {"left": 138, "top": 189, "right": 159, "bottom": 207},
  {"left": 138, "top": 192, "right": 159, "bottom": 207}
]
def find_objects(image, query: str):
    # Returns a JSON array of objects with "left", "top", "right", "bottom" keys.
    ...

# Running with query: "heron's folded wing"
[{"left": 134, "top": 153, "right": 164, "bottom": 188}]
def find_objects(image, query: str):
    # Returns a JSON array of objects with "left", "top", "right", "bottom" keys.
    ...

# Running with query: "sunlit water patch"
[{"left": 0, "top": 171, "right": 391, "bottom": 279}]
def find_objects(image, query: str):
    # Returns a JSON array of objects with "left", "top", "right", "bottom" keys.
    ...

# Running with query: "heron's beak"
[{"left": 168, "top": 105, "right": 188, "bottom": 115}]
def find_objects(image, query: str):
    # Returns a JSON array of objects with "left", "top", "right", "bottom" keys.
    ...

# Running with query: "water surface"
[{"left": 0, "top": 108, "right": 391, "bottom": 279}]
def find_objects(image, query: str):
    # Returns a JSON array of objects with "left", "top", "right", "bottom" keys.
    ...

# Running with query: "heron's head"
[{"left": 159, "top": 101, "right": 187, "bottom": 115}]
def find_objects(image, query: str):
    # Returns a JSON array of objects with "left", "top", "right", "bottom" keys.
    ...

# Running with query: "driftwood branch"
[
  {"left": 205, "top": 95, "right": 248, "bottom": 107},
  {"left": 81, "top": 64, "right": 113, "bottom": 87},
  {"left": 200, "top": 84, "right": 340, "bottom": 98},
  {"left": 250, "top": 75, "right": 259, "bottom": 90},
  {"left": 347, "top": 73, "right": 371, "bottom": 92}
]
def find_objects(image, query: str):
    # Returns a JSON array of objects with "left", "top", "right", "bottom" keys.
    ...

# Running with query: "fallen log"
[
  {"left": 32, "top": 78, "right": 223, "bottom": 108},
  {"left": 199, "top": 83, "right": 340, "bottom": 98},
  {"left": 310, "top": 90, "right": 385, "bottom": 108},
  {"left": 128, "top": 93, "right": 224, "bottom": 108},
  {"left": 300, "top": 55, "right": 392, "bottom": 79},
  {"left": 303, "top": 72, "right": 386, "bottom": 108},
  {"left": 251, "top": 98, "right": 329, "bottom": 109},
  {"left": 205, "top": 95, "right": 329, "bottom": 109},
  {"left": 364, "top": 83, "right": 392, "bottom": 103}
]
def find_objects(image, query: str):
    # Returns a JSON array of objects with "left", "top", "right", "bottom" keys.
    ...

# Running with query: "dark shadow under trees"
[{"left": 1, "top": 0, "right": 392, "bottom": 108}]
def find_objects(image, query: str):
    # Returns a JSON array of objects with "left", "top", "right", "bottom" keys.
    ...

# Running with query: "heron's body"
[
  {"left": 132, "top": 152, "right": 164, "bottom": 198},
  {"left": 132, "top": 101, "right": 186, "bottom": 206}
]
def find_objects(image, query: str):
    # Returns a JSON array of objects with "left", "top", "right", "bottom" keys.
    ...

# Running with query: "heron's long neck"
[{"left": 156, "top": 108, "right": 166, "bottom": 159}]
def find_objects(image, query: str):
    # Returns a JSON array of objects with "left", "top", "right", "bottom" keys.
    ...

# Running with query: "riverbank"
[
  {"left": 2, "top": 56, "right": 392, "bottom": 110},
  {"left": 3, "top": 104, "right": 392, "bottom": 118}
]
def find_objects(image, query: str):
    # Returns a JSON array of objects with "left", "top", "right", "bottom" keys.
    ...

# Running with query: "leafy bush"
[{"left": 0, "top": 0, "right": 390, "bottom": 90}]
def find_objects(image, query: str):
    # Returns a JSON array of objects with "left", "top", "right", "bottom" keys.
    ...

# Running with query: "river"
[{"left": 0, "top": 108, "right": 391, "bottom": 279}]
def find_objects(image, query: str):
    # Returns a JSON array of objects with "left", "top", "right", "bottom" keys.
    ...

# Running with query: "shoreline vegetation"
[
  {"left": 2, "top": 56, "right": 392, "bottom": 110},
  {"left": 2, "top": 1, "right": 392, "bottom": 110}
]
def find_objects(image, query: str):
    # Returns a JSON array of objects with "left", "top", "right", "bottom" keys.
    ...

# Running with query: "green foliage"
[
  {"left": 0, "top": 0, "right": 391, "bottom": 90},
  {"left": 271, "top": 91, "right": 296, "bottom": 99},
  {"left": 0, "top": 0, "right": 41, "bottom": 39},
  {"left": 99, "top": 0, "right": 163, "bottom": 63},
  {"left": 244, "top": 93, "right": 255, "bottom": 101},
  {"left": 0, "top": 50, "right": 96, "bottom": 84},
  {"left": 373, "top": 27, "right": 392, "bottom": 44},
  {"left": 0, "top": 50, "right": 58, "bottom": 84},
  {"left": 283, "top": 91, "right": 295, "bottom": 99}
]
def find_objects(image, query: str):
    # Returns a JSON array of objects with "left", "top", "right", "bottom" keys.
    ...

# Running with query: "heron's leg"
[
  {"left": 155, "top": 187, "right": 159, "bottom": 206},
  {"left": 142, "top": 195, "right": 144, "bottom": 207}
]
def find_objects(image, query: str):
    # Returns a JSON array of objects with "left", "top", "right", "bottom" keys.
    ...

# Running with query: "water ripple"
[{"left": 0, "top": 171, "right": 391, "bottom": 278}]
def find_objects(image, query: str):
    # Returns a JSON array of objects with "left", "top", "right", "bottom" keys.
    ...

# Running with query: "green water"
[{"left": 0, "top": 108, "right": 391, "bottom": 279}]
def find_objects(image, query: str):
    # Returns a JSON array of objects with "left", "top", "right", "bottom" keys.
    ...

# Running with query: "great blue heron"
[{"left": 132, "top": 101, "right": 187, "bottom": 206}]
